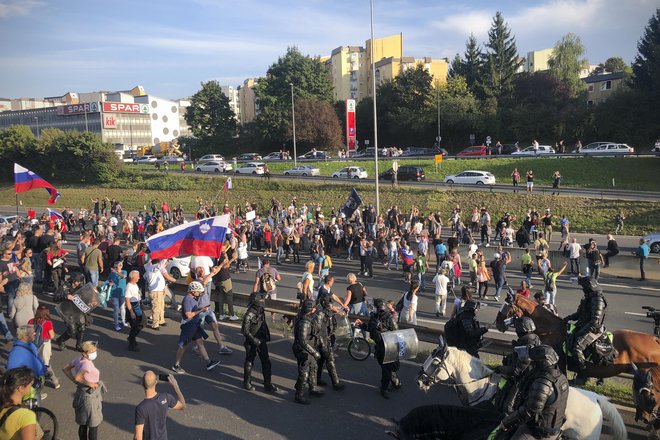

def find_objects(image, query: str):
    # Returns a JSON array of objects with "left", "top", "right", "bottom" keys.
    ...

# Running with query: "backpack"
[
  {"left": 260, "top": 271, "right": 276, "bottom": 293},
  {"left": 33, "top": 320, "right": 45, "bottom": 349},
  {"left": 444, "top": 316, "right": 460, "bottom": 346},
  {"left": 544, "top": 273, "right": 555, "bottom": 292},
  {"left": 394, "top": 292, "right": 405, "bottom": 313},
  {"left": 323, "top": 255, "right": 333, "bottom": 269}
]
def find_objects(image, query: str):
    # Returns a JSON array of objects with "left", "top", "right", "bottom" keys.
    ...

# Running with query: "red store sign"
[{"left": 102, "top": 102, "right": 150, "bottom": 114}]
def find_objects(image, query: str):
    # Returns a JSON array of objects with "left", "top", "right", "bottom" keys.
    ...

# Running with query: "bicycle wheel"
[
  {"left": 348, "top": 337, "right": 371, "bottom": 361},
  {"left": 35, "top": 407, "right": 58, "bottom": 440}
]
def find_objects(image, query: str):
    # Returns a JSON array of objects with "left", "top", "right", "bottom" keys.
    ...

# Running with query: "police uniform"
[
  {"left": 241, "top": 293, "right": 278, "bottom": 393},
  {"left": 292, "top": 300, "right": 322, "bottom": 404}
]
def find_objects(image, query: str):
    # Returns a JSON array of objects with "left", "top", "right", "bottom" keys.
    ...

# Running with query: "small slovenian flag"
[
  {"left": 146, "top": 215, "right": 230, "bottom": 259},
  {"left": 47, "top": 208, "right": 63, "bottom": 220},
  {"left": 14, "top": 163, "right": 61, "bottom": 204},
  {"left": 223, "top": 177, "right": 232, "bottom": 193}
]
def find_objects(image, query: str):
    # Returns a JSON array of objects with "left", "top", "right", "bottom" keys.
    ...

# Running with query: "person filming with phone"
[{"left": 134, "top": 370, "right": 185, "bottom": 440}]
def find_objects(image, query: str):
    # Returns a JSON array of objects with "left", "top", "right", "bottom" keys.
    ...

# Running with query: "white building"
[{"left": 221, "top": 85, "right": 240, "bottom": 121}]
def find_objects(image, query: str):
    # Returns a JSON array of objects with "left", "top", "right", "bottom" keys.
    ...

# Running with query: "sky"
[{"left": 0, "top": 0, "right": 657, "bottom": 100}]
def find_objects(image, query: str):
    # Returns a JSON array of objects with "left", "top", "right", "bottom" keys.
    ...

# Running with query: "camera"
[{"left": 159, "top": 373, "right": 170, "bottom": 382}]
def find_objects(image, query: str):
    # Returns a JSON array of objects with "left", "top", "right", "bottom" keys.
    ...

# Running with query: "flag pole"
[{"left": 15, "top": 193, "right": 18, "bottom": 218}]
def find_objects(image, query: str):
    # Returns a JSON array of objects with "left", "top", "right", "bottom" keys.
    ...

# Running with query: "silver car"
[
  {"left": 283, "top": 165, "right": 320, "bottom": 177},
  {"left": 643, "top": 233, "right": 660, "bottom": 253}
]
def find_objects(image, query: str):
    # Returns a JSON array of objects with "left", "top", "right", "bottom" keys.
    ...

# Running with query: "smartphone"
[{"left": 158, "top": 373, "right": 170, "bottom": 382}]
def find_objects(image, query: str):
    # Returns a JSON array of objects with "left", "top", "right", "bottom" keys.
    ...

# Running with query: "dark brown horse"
[
  {"left": 496, "top": 294, "right": 660, "bottom": 378},
  {"left": 632, "top": 363, "right": 660, "bottom": 437}
]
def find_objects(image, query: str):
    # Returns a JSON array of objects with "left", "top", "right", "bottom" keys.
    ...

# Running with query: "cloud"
[{"left": 0, "top": 0, "right": 43, "bottom": 18}]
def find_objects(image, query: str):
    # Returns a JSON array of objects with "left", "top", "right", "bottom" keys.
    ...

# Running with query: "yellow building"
[
  {"left": 328, "top": 46, "right": 366, "bottom": 101},
  {"left": 583, "top": 72, "right": 626, "bottom": 105},
  {"left": 374, "top": 56, "right": 448, "bottom": 89},
  {"left": 365, "top": 33, "right": 404, "bottom": 96},
  {"left": 525, "top": 48, "right": 554, "bottom": 72}
]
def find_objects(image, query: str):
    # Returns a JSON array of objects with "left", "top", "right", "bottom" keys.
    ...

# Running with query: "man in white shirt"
[
  {"left": 432, "top": 269, "right": 450, "bottom": 317},
  {"left": 145, "top": 259, "right": 177, "bottom": 330},
  {"left": 190, "top": 255, "right": 214, "bottom": 297},
  {"left": 568, "top": 238, "right": 582, "bottom": 275}
]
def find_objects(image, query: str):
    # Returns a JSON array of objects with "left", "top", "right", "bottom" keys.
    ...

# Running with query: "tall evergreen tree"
[
  {"left": 449, "top": 34, "right": 484, "bottom": 95},
  {"left": 482, "top": 12, "right": 521, "bottom": 102},
  {"left": 548, "top": 33, "right": 587, "bottom": 97},
  {"left": 631, "top": 8, "right": 660, "bottom": 97}
]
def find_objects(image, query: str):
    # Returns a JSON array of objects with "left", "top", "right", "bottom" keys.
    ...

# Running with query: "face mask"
[{"left": 88, "top": 351, "right": 98, "bottom": 361}]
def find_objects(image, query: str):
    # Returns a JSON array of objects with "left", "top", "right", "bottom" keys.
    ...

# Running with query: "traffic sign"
[
  {"left": 392, "top": 161, "right": 399, "bottom": 172},
  {"left": 434, "top": 154, "right": 443, "bottom": 164},
  {"left": 486, "top": 136, "right": 492, "bottom": 145}
]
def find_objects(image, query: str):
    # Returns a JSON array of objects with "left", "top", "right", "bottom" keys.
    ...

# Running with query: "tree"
[
  {"left": 436, "top": 76, "right": 485, "bottom": 150},
  {"left": 289, "top": 98, "right": 342, "bottom": 150},
  {"left": 548, "top": 33, "right": 587, "bottom": 97},
  {"left": 0, "top": 125, "right": 36, "bottom": 164},
  {"left": 482, "top": 12, "right": 522, "bottom": 102},
  {"left": 185, "top": 80, "right": 237, "bottom": 153},
  {"left": 631, "top": 8, "right": 660, "bottom": 97},
  {"left": 255, "top": 47, "right": 335, "bottom": 148},
  {"left": 449, "top": 34, "right": 484, "bottom": 95},
  {"left": 591, "top": 56, "right": 632, "bottom": 76}
]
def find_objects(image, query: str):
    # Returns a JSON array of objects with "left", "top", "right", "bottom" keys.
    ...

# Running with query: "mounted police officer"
[
  {"left": 497, "top": 317, "right": 542, "bottom": 415},
  {"left": 563, "top": 276, "right": 607, "bottom": 371},
  {"left": 455, "top": 300, "right": 488, "bottom": 358},
  {"left": 54, "top": 273, "right": 87, "bottom": 351},
  {"left": 500, "top": 345, "right": 569, "bottom": 439},
  {"left": 357, "top": 297, "right": 401, "bottom": 399},
  {"left": 292, "top": 299, "right": 323, "bottom": 404},
  {"left": 241, "top": 293, "right": 278, "bottom": 393},
  {"left": 313, "top": 293, "right": 346, "bottom": 391}
]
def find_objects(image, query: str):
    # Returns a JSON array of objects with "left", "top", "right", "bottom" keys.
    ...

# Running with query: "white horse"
[{"left": 416, "top": 343, "right": 627, "bottom": 440}]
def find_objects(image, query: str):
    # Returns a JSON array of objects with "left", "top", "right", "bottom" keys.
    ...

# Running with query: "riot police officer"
[
  {"left": 241, "top": 293, "right": 278, "bottom": 393},
  {"left": 500, "top": 345, "right": 569, "bottom": 439},
  {"left": 563, "top": 276, "right": 607, "bottom": 371},
  {"left": 54, "top": 273, "right": 87, "bottom": 351},
  {"left": 292, "top": 299, "right": 323, "bottom": 404},
  {"left": 455, "top": 300, "right": 488, "bottom": 358},
  {"left": 358, "top": 297, "right": 400, "bottom": 399},
  {"left": 313, "top": 293, "right": 345, "bottom": 391}
]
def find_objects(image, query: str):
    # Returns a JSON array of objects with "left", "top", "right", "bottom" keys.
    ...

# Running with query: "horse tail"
[{"left": 597, "top": 397, "right": 627, "bottom": 440}]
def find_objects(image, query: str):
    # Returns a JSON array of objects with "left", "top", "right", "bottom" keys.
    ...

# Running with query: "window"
[
  {"left": 588, "top": 85, "right": 594, "bottom": 92},
  {"left": 587, "top": 100, "right": 594, "bottom": 106},
  {"left": 600, "top": 81, "right": 612, "bottom": 91}
]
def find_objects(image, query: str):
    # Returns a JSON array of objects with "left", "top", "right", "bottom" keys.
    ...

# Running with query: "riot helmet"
[
  {"left": 514, "top": 317, "right": 536, "bottom": 337},
  {"left": 462, "top": 300, "right": 478, "bottom": 313},
  {"left": 300, "top": 299, "right": 315, "bottom": 315},
  {"left": 528, "top": 345, "right": 559, "bottom": 369},
  {"left": 374, "top": 298, "right": 387, "bottom": 312}
]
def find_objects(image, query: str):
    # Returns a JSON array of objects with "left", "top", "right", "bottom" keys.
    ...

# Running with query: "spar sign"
[
  {"left": 58, "top": 102, "right": 100, "bottom": 115},
  {"left": 345, "top": 99, "right": 356, "bottom": 153},
  {"left": 102, "top": 102, "right": 150, "bottom": 114}
]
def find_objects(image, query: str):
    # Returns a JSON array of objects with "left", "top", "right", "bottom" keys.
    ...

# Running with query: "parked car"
[
  {"left": 298, "top": 151, "right": 331, "bottom": 160},
  {"left": 456, "top": 145, "right": 488, "bottom": 157},
  {"left": 196, "top": 161, "right": 232, "bottom": 173},
  {"left": 579, "top": 142, "right": 634, "bottom": 155},
  {"left": 167, "top": 255, "right": 191, "bottom": 279},
  {"left": 235, "top": 162, "right": 265, "bottom": 174},
  {"left": 500, "top": 143, "right": 520, "bottom": 155},
  {"left": 135, "top": 155, "right": 158, "bottom": 164},
  {"left": 197, "top": 154, "right": 225, "bottom": 163},
  {"left": 263, "top": 152, "right": 287, "bottom": 161},
  {"left": 0, "top": 215, "right": 17, "bottom": 225},
  {"left": 653, "top": 139, "right": 660, "bottom": 152},
  {"left": 283, "top": 165, "right": 320, "bottom": 177},
  {"left": 332, "top": 166, "right": 368, "bottom": 179},
  {"left": 402, "top": 147, "right": 448, "bottom": 157},
  {"left": 512, "top": 145, "right": 556, "bottom": 155},
  {"left": 379, "top": 166, "right": 425, "bottom": 182},
  {"left": 643, "top": 233, "right": 660, "bottom": 253},
  {"left": 161, "top": 155, "right": 184, "bottom": 163},
  {"left": 444, "top": 170, "right": 496, "bottom": 185},
  {"left": 236, "top": 153, "right": 262, "bottom": 161}
]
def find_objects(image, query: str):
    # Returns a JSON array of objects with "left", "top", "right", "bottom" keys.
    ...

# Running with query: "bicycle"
[
  {"left": 23, "top": 384, "right": 58, "bottom": 440},
  {"left": 334, "top": 315, "right": 371, "bottom": 361}
]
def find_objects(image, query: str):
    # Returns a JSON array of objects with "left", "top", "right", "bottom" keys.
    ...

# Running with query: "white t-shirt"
[
  {"left": 190, "top": 256, "right": 214, "bottom": 275},
  {"left": 433, "top": 273, "right": 449, "bottom": 296},
  {"left": 145, "top": 261, "right": 167, "bottom": 292},
  {"left": 467, "top": 243, "right": 478, "bottom": 259},
  {"left": 125, "top": 283, "right": 140, "bottom": 302},
  {"left": 569, "top": 243, "right": 581, "bottom": 259}
]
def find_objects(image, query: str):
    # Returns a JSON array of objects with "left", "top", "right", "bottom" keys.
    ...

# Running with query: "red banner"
[
  {"left": 102, "top": 102, "right": 150, "bottom": 114},
  {"left": 346, "top": 99, "right": 356, "bottom": 152}
]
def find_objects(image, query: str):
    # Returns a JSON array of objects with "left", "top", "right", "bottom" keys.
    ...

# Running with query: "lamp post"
[
  {"left": 370, "top": 0, "right": 380, "bottom": 217},
  {"left": 290, "top": 83, "right": 297, "bottom": 166},
  {"left": 33, "top": 117, "right": 40, "bottom": 138},
  {"left": 436, "top": 86, "right": 441, "bottom": 148}
]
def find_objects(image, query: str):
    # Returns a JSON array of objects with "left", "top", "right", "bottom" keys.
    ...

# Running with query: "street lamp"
[
  {"left": 370, "top": 0, "right": 380, "bottom": 217},
  {"left": 33, "top": 117, "right": 40, "bottom": 138},
  {"left": 290, "top": 83, "right": 297, "bottom": 166}
]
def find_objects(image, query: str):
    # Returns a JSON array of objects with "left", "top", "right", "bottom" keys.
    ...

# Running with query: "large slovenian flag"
[
  {"left": 47, "top": 208, "right": 63, "bottom": 220},
  {"left": 147, "top": 215, "right": 230, "bottom": 259},
  {"left": 14, "top": 163, "right": 61, "bottom": 204}
]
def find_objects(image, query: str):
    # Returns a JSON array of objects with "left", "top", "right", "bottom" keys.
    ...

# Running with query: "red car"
[{"left": 456, "top": 145, "right": 488, "bottom": 157}]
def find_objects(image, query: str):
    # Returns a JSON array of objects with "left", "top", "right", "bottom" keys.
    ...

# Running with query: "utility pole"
[{"left": 370, "top": 0, "right": 380, "bottom": 217}]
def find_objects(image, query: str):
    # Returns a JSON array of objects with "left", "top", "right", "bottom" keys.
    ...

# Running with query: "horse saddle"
[{"left": 587, "top": 331, "right": 618, "bottom": 366}]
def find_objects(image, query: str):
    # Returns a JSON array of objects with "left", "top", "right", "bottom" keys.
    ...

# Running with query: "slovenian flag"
[
  {"left": 47, "top": 208, "right": 63, "bottom": 220},
  {"left": 146, "top": 215, "right": 230, "bottom": 259},
  {"left": 14, "top": 163, "right": 61, "bottom": 204},
  {"left": 223, "top": 177, "right": 233, "bottom": 193}
]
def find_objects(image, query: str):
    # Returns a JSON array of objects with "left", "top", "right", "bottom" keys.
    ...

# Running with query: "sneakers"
[
  {"left": 206, "top": 359, "right": 221, "bottom": 371},
  {"left": 218, "top": 346, "right": 233, "bottom": 355},
  {"left": 494, "top": 296, "right": 500, "bottom": 302},
  {"left": 40, "top": 393, "right": 48, "bottom": 401},
  {"left": 218, "top": 315, "right": 227, "bottom": 321},
  {"left": 229, "top": 315, "right": 240, "bottom": 321},
  {"left": 114, "top": 325, "right": 122, "bottom": 331},
  {"left": 172, "top": 364, "right": 186, "bottom": 374}
]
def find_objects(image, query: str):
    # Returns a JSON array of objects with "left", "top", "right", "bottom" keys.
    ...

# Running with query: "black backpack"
[{"left": 444, "top": 316, "right": 460, "bottom": 347}]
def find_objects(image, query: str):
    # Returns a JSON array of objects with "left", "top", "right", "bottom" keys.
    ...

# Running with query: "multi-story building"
[
  {"left": 583, "top": 72, "right": 626, "bottom": 105},
  {"left": 365, "top": 33, "right": 404, "bottom": 97},
  {"left": 525, "top": 48, "right": 554, "bottom": 73},
  {"left": 238, "top": 78, "right": 259, "bottom": 125},
  {"left": 329, "top": 45, "right": 367, "bottom": 101},
  {"left": 374, "top": 56, "right": 449, "bottom": 88},
  {"left": 221, "top": 85, "right": 240, "bottom": 121}
]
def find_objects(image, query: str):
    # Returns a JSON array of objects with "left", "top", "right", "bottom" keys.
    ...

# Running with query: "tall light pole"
[
  {"left": 370, "top": 0, "right": 380, "bottom": 217},
  {"left": 84, "top": 105, "right": 89, "bottom": 132},
  {"left": 436, "top": 86, "right": 441, "bottom": 148},
  {"left": 290, "top": 83, "right": 297, "bottom": 166},
  {"left": 33, "top": 117, "right": 40, "bottom": 138}
]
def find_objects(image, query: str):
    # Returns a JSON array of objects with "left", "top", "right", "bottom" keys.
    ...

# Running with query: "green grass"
[{"left": 2, "top": 173, "right": 659, "bottom": 235}]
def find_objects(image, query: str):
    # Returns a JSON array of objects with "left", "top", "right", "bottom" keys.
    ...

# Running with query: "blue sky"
[{"left": 0, "top": 0, "right": 657, "bottom": 100}]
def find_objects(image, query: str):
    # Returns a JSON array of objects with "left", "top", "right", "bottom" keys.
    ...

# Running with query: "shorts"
[
  {"left": 265, "top": 291, "right": 277, "bottom": 300},
  {"left": 526, "top": 182, "right": 533, "bottom": 189},
  {"left": 178, "top": 320, "right": 207, "bottom": 348},
  {"left": 199, "top": 309, "right": 217, "bottom": 325}
]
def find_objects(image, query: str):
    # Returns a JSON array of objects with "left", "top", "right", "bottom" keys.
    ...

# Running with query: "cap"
[{"left": 493, "top": 253, "right": 501, "bottom": 259}]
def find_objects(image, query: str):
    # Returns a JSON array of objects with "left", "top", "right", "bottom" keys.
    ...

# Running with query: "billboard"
[
  {"left": 103, "top": 114, "right": 118, "bottom": 129},
  {"left": 102, "top": 102, "right": 150, "bottom": 114},
  {"left": 345, "top": 99, "right": 356, "bottom": 153},
  {"left": 58, "top": 102, "right": 99, "bottom": 115}
]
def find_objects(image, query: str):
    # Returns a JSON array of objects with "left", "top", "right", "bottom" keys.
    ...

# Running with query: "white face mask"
[{"left": 88, "top": 351, "right": 98, "bottom": 361}]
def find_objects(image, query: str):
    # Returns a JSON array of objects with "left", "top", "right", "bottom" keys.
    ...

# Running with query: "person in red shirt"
[
  {"left": 516, "top": 280, "right": 531, "bottom": 299},
  {"left": 28, "top": 305, "right": 60, "bottom": 388},
  {"left": 46, "top": 241, "right": 69, "bottom": 293}
]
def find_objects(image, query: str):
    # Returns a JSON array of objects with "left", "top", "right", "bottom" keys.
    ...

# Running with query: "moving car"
[
  {"left": 263, "top": 152, "right": 286, "bottom": 160},
  {"left": 161, "top": 155, "right": 184, "bottom": 164},
  {"left": 643, "top": 233, "right": 660, "bottom": 253},
  {"left": 235, "top": 162, "right": 265, "bottom": 174},
  {"left": 0, "top": 215, "right": 17, "bottom": 225},
  {"left": 283, "top": 165, "right": 320, "bottom": 177},
  {"left": 443, "top": 170, "right": 496, "bottom": 185},
  {"left": 579, "top": 142, "right": 634, "bottom": 155},
  {"left": 379, "top": 166, "right": 425, "bottom": 182},
  {"left": 332, "top": 166, "right": 368, "bottom": 179},
  {"left": 167, "top": 255, "right": 191, "bottom": 279},
  {"left": 198, "top": 154, "right": 225, "bottom": 163},
  {"left": 135, "top": 155, "right": 158, "bottom": 164},
  {"left": 402, "top": 147, "right": 448, "bottom": 157},
  {"left": 195, "top": 161, "right": 232, "bottom": 173},
  {"left": 298, "top": 151, "right": 331, "bottom": 160},
  {"left": 512, "top": 145, "right": 556, "bottom": 155},
  {"left": 456, "top": 145, "right": 488, "bottom": 157},
  {"left": 236, "top": 153, "right": 262, "bottom": 161}
]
